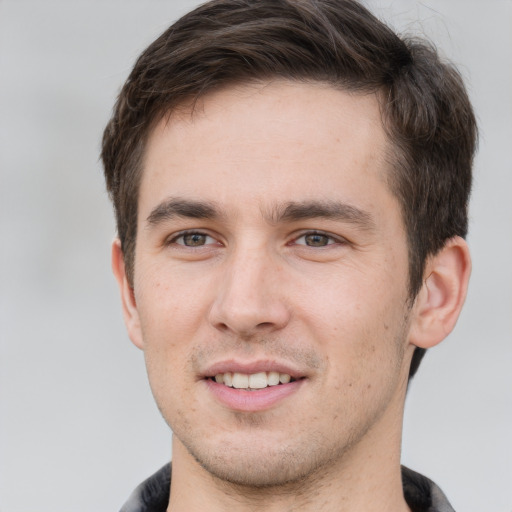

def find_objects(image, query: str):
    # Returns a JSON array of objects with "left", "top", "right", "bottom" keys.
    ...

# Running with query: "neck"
[{"left": 167, "top": 397, "right": 411, "bottom": 512}]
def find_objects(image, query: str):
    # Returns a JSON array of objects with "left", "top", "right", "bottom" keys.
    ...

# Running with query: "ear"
[
  {"left": 409, "top": 236, "right": 471, "bottom": 349},
  {"left": 111, "top": 239, "right": 144, "bottom": 349}
]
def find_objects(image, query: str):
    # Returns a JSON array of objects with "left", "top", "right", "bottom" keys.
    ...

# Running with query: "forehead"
[{"left": 139, "top": 80, "right": 393, "bottom": 220}]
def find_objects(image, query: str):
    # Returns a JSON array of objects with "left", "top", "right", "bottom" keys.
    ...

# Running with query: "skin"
[{"left": 113, "top": 81, "right": 471, "bottom": 511}]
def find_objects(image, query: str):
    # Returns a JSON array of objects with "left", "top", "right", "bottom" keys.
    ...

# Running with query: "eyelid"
[
  {"left": 165, "top": 229, "right": 220, "bottom": 247},
  {"left": 291, "top": 230, "right": 347, "bottom": 247},
  {"left": 164, "top": 228, "right": 347, "bottom": 248}
]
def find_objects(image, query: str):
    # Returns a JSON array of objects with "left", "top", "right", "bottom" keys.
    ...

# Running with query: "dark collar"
[{"left": 120, "top": 463, "right": 454, "bottom": 512}]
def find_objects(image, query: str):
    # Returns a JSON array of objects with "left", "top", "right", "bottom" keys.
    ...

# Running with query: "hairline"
[{"left": 123, "top": 77, "right": 420, "bottom": 296}]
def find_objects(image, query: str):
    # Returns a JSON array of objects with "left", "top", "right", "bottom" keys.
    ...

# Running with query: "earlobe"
[
  {"left": 111, "top": 239, "right": 144, "bottom": 349},
  {"left": 409, "top": 236, "right": 471, "bottom": 349}
]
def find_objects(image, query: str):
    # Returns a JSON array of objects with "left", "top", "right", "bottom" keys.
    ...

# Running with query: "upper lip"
[{"left": 202, "top": 359, "right": 306, "bottom": 379}]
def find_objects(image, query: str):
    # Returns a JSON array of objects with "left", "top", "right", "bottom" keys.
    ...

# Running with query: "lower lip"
[{"left": 205, "top": 379, "right": 304, "bottom": 412}]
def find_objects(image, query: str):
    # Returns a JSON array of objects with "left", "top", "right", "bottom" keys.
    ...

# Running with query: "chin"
[
  {"left": 179, "top": 429, "right": 346, "bottom": 489},
  {"left": 195, "top": 451, "right": 321, "bottom": 488}
]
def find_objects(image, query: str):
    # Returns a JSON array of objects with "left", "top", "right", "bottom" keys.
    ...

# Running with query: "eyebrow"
[
  {"left": 267, "top": 200, "right": 376, "bottom": 230},
  {"left": 146, "top": 197, "right": 222, "bottom": 225},
  {"left": 146, "top": 197, "right": 375, "bottom": 231}
]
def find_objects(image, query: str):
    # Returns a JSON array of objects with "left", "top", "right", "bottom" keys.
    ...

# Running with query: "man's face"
[{"left": 124, "top": 81, "right": 415, "bottom": 486}]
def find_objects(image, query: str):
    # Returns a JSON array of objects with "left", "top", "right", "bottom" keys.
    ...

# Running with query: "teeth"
[
  {"left": 223, "top": 372, "right": 233, "bottom": 387},
  {"left": 279, "top": 373, "right": 291, "bottom": 384},
  {"left": 232, "top": 373, "right": 249, "bottom": 389},
  {"left": 267, "top": 371, "right": 280, "bottom": 386},
  {"left": 212, "top": 371, "right": 294, "bottom": 390},
  {"left": 248, "top": 372, "right": 267, "bottom": 389}
]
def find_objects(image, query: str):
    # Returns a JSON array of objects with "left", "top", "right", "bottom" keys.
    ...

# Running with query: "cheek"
[
  {"left": 137, "top": 293, "right": 197, "bottom": 423},
  {"left": 295, "top": 261, "right": 405, "bottom": 335},
  {"left": 136, "top": 263, "right": 215, "bottom": 337},
  {"left": 294, "top": 265, "right": 409, "bottom": 380},
  {"left": 134, "top": 274, "right": 208, "bottom": 396}
]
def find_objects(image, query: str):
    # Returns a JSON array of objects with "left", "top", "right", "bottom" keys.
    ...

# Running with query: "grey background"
[{"left": 0, "top": 1, "right": 510, "bottom": 510}]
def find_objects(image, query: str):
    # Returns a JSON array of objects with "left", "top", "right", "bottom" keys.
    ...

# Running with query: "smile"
[
  {"left": 212, "top": 371, "right": 295, "bottom": 390},
  {"left": 204, "top": 365, "right": 305, "bottom": 411}
]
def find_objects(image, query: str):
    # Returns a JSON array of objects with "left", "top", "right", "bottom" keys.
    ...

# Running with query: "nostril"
[
  {"left": 208, "top": 289, "right": 291, "bottom": 336},
  {"left": 256, "top": 322, "right": 274, "bottom": 329}
]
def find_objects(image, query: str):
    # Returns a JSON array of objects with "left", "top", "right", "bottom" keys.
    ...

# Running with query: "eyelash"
[
  {"left": 166, "top": 229, "right": 345, "bottom": 249},
  {"left": 291, "top": 231, "right": 345, "bottom": 248},
  {"left": 166, "top": 230, "right": 219, "bottom": 248}
]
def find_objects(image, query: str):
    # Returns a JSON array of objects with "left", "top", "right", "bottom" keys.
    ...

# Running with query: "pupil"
[
  {"left": 306, "top": 234, "right": 328, "bottom": 247},
  {"left": 184, "top": 233, "right": 205, "bottom": 246}
]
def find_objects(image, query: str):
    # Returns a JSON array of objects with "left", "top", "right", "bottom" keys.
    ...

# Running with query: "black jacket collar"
[{"left": 120, "top": 463, "right": 455, "bottom": 512}]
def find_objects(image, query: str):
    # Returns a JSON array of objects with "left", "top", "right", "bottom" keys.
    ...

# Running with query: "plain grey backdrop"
[{"left": 0, "top": 1, "right": 511, "bottom": 510}]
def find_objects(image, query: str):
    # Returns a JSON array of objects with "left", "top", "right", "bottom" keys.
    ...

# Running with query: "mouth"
[
  {"left": 203, "top": 364, "right": 306, "bottom": 411},
  {"left": 208, "top": 371, "right": 300, "bottom": 391}
]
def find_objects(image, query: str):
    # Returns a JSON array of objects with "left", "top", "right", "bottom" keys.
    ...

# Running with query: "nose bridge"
[{"left": 209, "top": 242, "right": 289, "bottom": 335}]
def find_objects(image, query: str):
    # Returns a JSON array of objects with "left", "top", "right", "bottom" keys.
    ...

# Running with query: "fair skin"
[{"left": 112, "top": 81, "right": 471, "bottom": 512}]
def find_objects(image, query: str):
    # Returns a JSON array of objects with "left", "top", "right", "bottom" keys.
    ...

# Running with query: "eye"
[
  {"left": 293, "top": 231, "right": 342, "bottom": 247},
  {"left": 169, "top": 231, "right": 217, "bottom": 247}
]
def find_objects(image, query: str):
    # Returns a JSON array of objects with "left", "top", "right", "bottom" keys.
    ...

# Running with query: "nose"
[{"left": 208, "top": 249, "right": 291, "bottom": 337}]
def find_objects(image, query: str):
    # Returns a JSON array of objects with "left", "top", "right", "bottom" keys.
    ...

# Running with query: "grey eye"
[
  {"left": 180, "top": 233, "right": 209, "bottom": 246},
  {"left": 302, "top": 233, "right": 331, "bottom": 247}
]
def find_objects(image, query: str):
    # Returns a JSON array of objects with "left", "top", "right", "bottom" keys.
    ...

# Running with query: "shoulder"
[
  {"left": 401, "top": 466, "right": 455, "bottom": 512},
  {"left": 119, "top": 463, "right": 171, "bottom": 512}
]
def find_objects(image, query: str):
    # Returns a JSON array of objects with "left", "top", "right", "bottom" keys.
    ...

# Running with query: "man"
[{"left": 101, "top": 0, "right": 476, "bottom": 510}]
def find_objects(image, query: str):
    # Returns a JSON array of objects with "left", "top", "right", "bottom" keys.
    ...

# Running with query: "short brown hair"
[{"left": 101, "top": 0, "right": 477, "bottom": 378}]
